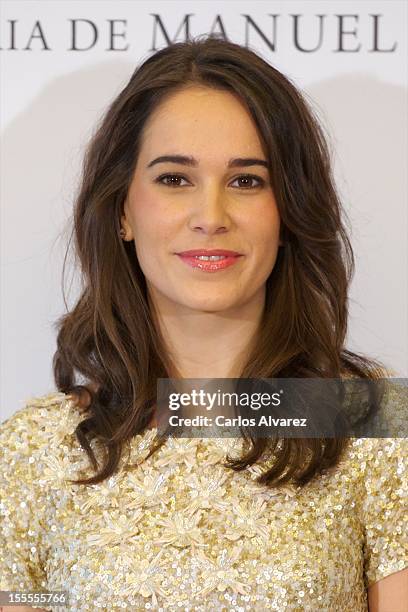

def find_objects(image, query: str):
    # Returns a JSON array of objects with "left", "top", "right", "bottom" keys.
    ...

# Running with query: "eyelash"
[{"left": 154, "top": 173, "right": 265, "bottom": 190}]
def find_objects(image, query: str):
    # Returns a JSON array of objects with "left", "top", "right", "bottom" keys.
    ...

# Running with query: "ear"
[{"left": 121, "top": 200, "right": 134, "bottom": 241}]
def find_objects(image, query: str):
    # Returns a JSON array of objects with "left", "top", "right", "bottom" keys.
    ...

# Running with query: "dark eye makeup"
[{"left": 154, "top": 173, "right": 266, "bottom": 189}]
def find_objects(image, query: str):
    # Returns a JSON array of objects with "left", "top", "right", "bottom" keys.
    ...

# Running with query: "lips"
[{"left": 175, "top": 250, "right": 243, "bottom": 272}]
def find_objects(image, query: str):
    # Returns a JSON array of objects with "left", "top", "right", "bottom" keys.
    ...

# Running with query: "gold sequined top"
[{"left": 0, "top": 390, "right": 407, "bottom": 611}]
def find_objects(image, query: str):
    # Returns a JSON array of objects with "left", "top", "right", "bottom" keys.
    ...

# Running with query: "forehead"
[{"left": 138, "top": 86, "right": 265, "bottom": 158}]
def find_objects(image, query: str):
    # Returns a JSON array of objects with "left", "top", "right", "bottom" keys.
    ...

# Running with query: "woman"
[{"left": 0, "top": 35, "right": 407, "bottom": 611}]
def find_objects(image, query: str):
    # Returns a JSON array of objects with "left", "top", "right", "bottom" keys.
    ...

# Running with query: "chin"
[{"left": 181, "top": 297, "right": 238, "bottom": 312}]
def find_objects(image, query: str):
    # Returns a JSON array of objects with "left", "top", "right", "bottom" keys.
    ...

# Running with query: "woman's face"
[{"left": 122, "top": 85, "right": 281, "bottom": 315}]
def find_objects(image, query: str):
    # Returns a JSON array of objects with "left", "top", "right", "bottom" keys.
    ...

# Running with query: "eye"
[
  {"left": 155, "top": 174, "right": 191, "bottom": 188},
  {"left": 154, "top": 173, "right": 266, "bottom": 189},
  {"left": 230, "top": 174, "right": 265, "bottom": 189}
]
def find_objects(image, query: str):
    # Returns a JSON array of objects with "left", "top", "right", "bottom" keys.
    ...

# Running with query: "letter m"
[{"left": 150, "top": 14, "right": 193, "bottom": 50}]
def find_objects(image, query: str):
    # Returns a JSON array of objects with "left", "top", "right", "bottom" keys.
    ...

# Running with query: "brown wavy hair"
[{"left": 53, "top": 34, "right": 387, "bottom": 487}]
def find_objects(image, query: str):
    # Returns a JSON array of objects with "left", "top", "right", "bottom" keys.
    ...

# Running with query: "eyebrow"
[{"left": 146, "top": 155, "right": 268, "bottom": 169}]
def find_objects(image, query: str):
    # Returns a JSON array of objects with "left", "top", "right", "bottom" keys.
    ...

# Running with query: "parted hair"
[{"left": 53, "top": 34, "right": 386, "bottom": 487}]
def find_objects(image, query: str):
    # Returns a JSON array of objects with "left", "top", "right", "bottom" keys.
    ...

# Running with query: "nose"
[{"left": 188, "top": 181, "right": 231, "bottom": 235}]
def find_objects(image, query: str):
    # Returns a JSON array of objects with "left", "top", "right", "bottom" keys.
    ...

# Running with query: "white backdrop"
[{"left": 1, "top": 0, "right": 407, "bottom": 419}]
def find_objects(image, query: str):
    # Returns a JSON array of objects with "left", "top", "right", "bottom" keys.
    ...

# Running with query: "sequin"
[{"left": 0, "top": 390, "right": 407, "bottom": 611}]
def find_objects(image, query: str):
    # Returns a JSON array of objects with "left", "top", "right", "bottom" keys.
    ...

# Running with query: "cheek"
[
  {"left": 130, "top": 194, "right": 172, "bottom": 241},
  {"left": 247, "top": 204, "right": 280, "bottom": 251},
  {"left": 129, "top": 195, "right": 181, "bottom": 267}
]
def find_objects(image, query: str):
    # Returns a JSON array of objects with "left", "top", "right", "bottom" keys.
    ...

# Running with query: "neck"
[{"left": 148, "top": 287, "right": 265, "bottom": 380}]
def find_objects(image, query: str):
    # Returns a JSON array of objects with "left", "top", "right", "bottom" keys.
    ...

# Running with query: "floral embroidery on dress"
[
  {"left": 126, "top": 470, "right": 169, "bottom": 510},
  {"left": 154, "top": 437, "right": 201, "bottom": 471},
  {"left": 225, "top": 498, "right": 270, "bottom": 542},
  {"left": 86, "top": 509, "right": 143, "bottom": 547},
  {"left": 154, "top": 509, "right": 208, "bottom": 550},
  {"left": 39, "top": 453, "right": 79, "bottom": 489},
  {"left": 79, "top": 473, "right": 124, "bottom": 512},
  {"left": 48, "top": 398, "right": 82, "bottom": 447},
  {"left": 184, "top": 470, "right": 230, "bottom": 515},
  {"left": 121, "top": 550, "right": 167, "bottom": 607},
  {"left": 195, "top": 545, "right": 250, "bottom": 598}
]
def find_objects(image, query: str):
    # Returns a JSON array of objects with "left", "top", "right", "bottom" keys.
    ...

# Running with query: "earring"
[{"left": 119, "top": 228, "right": 126, "bottom": 239}]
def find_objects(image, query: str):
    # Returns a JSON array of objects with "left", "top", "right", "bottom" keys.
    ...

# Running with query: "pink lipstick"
[{"left": 176, "top": 249, "right": 243, "bottom": 272}]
